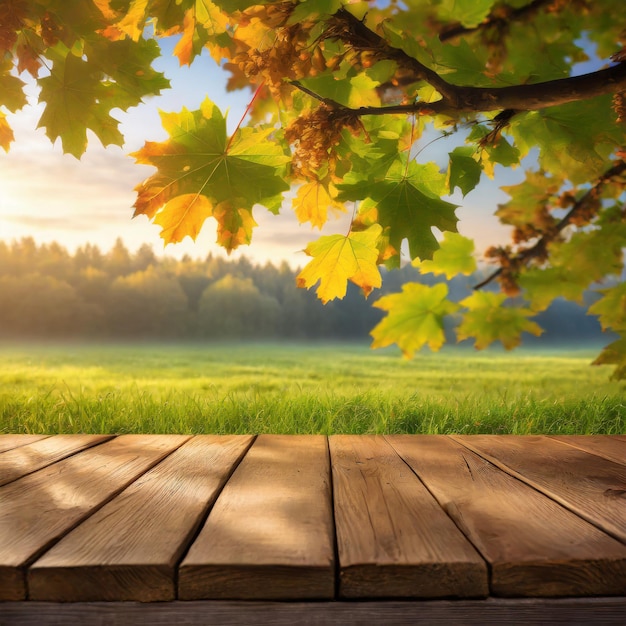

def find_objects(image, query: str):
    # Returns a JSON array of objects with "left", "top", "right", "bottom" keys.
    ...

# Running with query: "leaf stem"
[{"left": 225, "top": 81, "right": 266, "bottom": 153}]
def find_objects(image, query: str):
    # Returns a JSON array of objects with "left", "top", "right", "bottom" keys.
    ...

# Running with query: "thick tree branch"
[
  {"left": 474, "top": 160, "right": 626, "bottom": 291},
  {"left": 322, "top": 8, "right": 626, "bottom": 116}
]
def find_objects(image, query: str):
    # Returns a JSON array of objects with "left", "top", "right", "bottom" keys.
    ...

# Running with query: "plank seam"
[
  {"left": 0, "top": 435, "right": 116, "bottom": 488},
  {"left": 382, "top": 435, "right": 494, "bottom": 592},
  {"left": 449, "top": 435, "right": 626, "bottom": 547},
  {"left": 172, "top": 434, "right": 258, "bottom": 600},
  {"left": 21, "top": 435, "right": 193, "bottom": 600},
  {"left": 326, "top": 436, "right": 340, "bottom": 601},
  {"left": 545, "top": 435, "right": 626, "bottom": 467}
]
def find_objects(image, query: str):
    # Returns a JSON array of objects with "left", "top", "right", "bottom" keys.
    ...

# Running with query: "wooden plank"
[
  {"left": 178, "top": 435, "right": 335, "bottom": 600},
  {"left": 0, "top": 435, "right": 50, "bottom": 454},
  {"left": 0, "top": 434, "right": 189, "bottom": 601},
  {"left": 451, "top": 435, "right": 626, "bottom": 545},
  {"left": 330, "top": 435, "right": 487, "bottom": 599},
  {"left": 387, "top": 435, "right": 626, "bottom": 597},
  {"left": 1, "top": 598, "right": 626, "bottom": 626},
  {"left": 0, "top": 434, "right": 113, "bottom": 486},
  {"left": 549, "top": 435, "right": 626, "bottom": 467},
  {"left": 27, "top": 436, "right": 254, "bottom": 602}
]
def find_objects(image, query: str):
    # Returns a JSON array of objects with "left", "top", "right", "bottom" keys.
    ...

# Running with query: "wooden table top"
[{"left": 0, "top": 434, "right": 625, "bottom": 606}]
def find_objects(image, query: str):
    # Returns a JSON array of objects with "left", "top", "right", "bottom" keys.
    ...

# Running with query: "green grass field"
[{"left": 0, "top": 342, "right": 624, "bottom": 434}]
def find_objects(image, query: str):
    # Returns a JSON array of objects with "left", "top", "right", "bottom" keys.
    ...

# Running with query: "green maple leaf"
[
  {"left": 338, "top": 157, "right": 459, "bottom": 261},
  {"left": 85, "top": 38, "right": 170, "bottom": 111},
  {"left": 588, "top": 283, "right": 626, "bottom": 331},
  {"left": 37, "top": 46, "right": 122, "bottom": 157},
  {"left": 497, "top": 170, "right": 562, "bottom": 227},
  {"left": 371, "top": 282, "right": 459, "bottom": 356},
  {"left": 438, "top": 0, "right": 496, "bottom": 28},
  {"left": 0, "top": 58, "right": 27, "bottom": 112},
  {"left": 448, "top": 146, "right": 482, "bottom": 197},
  {"left": 510, "top": 97, "right": 624, "bottom": 183},
  {"left": 417, "top": 232, "right": 476, "bottom": 279},
  {"left": 592, "top": 337, "right": 626, "bottom": 380},
  {"left": 457, "top": 292, "right": 542, "bottom": 349},
  {"left": 296, "top": 224, "right": 383, "bottom": 303},
  {"left": 132, "top": 97, "right": 290, "bottom": 248},
  {"left": 519, "top": 267, "right": 589, "bottom": 312}
]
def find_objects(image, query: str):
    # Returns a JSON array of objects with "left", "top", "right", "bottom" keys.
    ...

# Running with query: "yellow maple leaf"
[
  {"left": 174, "top": 1, "right": 229, "bottom": 66},
  {"left": 213, "top": 201, "right": 258, "bottom": 251},
  {"left": 0, "top": 112, "right": 14, "bottom": 152},
  {"left": 293, "top": 180, "right": 345, "bottom": 229},
  {"left": 297, "top": 224, "right": 382, "bottom": 303},
  {"left": 152, "top": 193, "right": 212, "bottom": 244}
]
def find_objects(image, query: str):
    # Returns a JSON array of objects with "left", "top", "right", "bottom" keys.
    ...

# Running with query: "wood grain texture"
[
  {"left": 0, "top": 434, "right": 189, "bottom": 601},
  {"left": 27, "top": 435, "right": 254, "bottom": 602},
  {"left": 549, "top": 435, "right": 626, "bottom": 466},
  {"left": 178, "top": 435, "right": 335, "bottom": 600},
  {"left": 330, "top": 435, "right": 487, "bottom": 599},
  {"left": 387, "top": 435, "right": 626, "bottom": 597},
  {"left": 451, "top": 435, "right": 626, "bottom": 545},
  {"left": 0, "top": 435, "right": 112, "bottom": 486},
  {"left": 0, "top": 435, "right": 50, "bottom": 454},
  {"left": 1, "top": 598, "right": 626, "bottom": 626}
]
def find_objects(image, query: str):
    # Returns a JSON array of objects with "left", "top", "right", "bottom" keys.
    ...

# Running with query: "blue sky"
[{"left": 0, "top": 38, "right": 516, "bottom": 266}]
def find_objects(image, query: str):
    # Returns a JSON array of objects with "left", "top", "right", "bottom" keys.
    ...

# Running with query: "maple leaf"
[
  {"left": 448, "top": 146, "right": 482, "bottom": 197},
  {"left": 292, "top": 179, "right": 345, "bottom": 229},
  {"left": 37, "top": 46, "right": 123, "bottom": 157},
  {"left": 417, "top": 232, "right": 476, "bottom": 279},
  {"left": 592, "top": 337, "right": 626, "bottom": 380},
  {"left": 457, "top": 292, "right": 542, "bottom": 350},
  {"left": 588, "top": 283, "right": 626, "bottom": 332},
  {"left": 0, "top": 58, "right": 26, "bottom": 113},
  {"left": 0, "top": 111, "right": 14, "bottom": 152},
  {"left": 174, "top": 1, "right": 229, "bottom": 66},
  {"left": 338, "top": 158, "right": 459, "bottom": 261},
  {"left": 371, "top": 282, "right": 458, "bottom": 357},
  {"left": 296, "top": 224, "right": 383, "bottom": 303},
  {"left": 132, "top": 97, "right": 289, "bottom": 249}
]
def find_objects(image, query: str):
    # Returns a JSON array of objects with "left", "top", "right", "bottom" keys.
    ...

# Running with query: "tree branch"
[
  {"left": 323, "top": 8, "right": 626, "bottom": 116},
  {"left": 474, "top": 160, "right": 626, "bottom": 291}
]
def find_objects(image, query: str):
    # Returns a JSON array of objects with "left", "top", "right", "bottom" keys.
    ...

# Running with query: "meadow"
[{"left": 0, "top": 342, "right": 624, "bottom": 435}]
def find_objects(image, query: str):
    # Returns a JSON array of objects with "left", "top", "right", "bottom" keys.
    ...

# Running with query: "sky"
[{"left": 0, "top": 38, "right": 516, "bottom": 268}]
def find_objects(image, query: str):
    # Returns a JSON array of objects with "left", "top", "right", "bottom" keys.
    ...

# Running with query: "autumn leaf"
[
  {"left": 296, "top": 224, "right": 383, "bottom": 303},
  {"left": 338, "top": 158, "right": 458, "bottom": 261},
  {"left": 293, "top": 179, "right": 345, "bottom": 229},
  {"left": 588, "top": 283, "right": 626, "bottom": 331},
  {"left": 417, "top": 232, "right": 476, "bottom": 279},
  {"left": 592, "top": 337, "right": 626, "bottom": 380},
  {"left": 174, "top": 1, "right": 229, "bottom": 66},
  {"left": 457, "top": 291, "right": 542, "bottom": 349},
  {"left": 132, "top": 97, "right": 289, "bottom": 248},
  {"left": 371, "top": 282, "right": 459, "bottom": 357},
  {"left": 37, "top": 46, "right": 119, "bottom": 157},
  {"left": 448, "top": 146, "right": 482, "bottom": 197},
  {"left": 0, "top": 111, "right": 14, "bottom": 152}
]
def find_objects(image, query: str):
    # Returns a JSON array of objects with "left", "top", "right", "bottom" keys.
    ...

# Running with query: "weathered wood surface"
[
  {"left": 548, "top": 435, "right": 626, "bottom": 466},
  {"left": 0, "top": 435, "right": 190, "bottom": 600},
  {"left": 28, "top": 436, "right": 253, "bottom": 602},
  {"left": 451, "top": 435, "right": 626, "bottom": 544},
  {"left": 0, "top": 435, "right": 50, "bottom": 454},
  {"left": 330, "top": 435, "right": 487, "bottom": 598},
  {"left": 387, "top": 435, "right": 626, "bottom": 597},
  {"left": 179, "top": 435, "right": 335, "bottom": 600},
  {"left": 0, "top": 434, "right": 113, "bottom": 487},
  {"left": 0, "top": 434, "right": 625, "bottom": 611},
  {"left": 2, "top": 598, "right": 626, "bottom": 626}
]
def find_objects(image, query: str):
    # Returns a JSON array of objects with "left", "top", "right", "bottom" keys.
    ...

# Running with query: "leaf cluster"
[{"left": 2, "top": 0, "right": 626, "bottom": 376}]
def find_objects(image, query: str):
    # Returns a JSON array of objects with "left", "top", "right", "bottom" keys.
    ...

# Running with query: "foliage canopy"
[{"left": 2, "top": 0, "right": 626, "bottom": 375}]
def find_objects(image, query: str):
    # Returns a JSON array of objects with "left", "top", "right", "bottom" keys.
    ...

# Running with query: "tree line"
[{"left": 0, "top": 238, "right": 605, "bottom": 344}]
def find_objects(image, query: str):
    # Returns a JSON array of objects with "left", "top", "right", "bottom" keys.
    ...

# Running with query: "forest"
[{"left": 0, "top": 238, "right": 606, "bottom": 345}]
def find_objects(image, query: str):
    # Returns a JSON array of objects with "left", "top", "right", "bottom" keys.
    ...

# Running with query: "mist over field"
[{"left": 0, "top": 238, "right": 613, "bottom": 347}]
